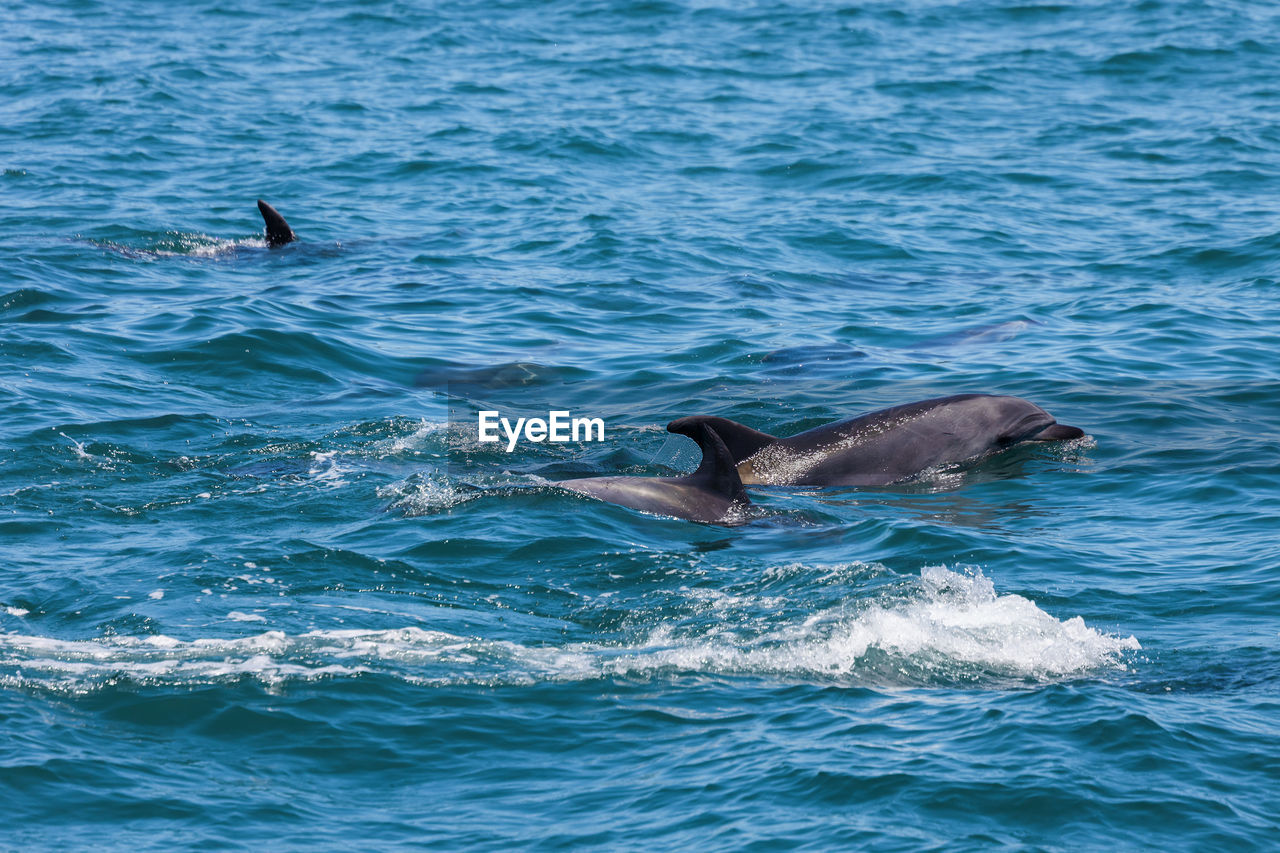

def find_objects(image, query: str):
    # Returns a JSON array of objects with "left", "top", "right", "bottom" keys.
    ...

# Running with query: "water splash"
[{"left": 0, "top": 568, "right": 1138, "bottom": 692}]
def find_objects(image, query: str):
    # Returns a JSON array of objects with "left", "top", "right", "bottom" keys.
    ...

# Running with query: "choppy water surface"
[{"left": 3, "top": 0, "right": 1278, "bottom": 849}]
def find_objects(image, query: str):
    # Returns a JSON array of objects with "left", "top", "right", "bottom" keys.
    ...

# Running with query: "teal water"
[{"left": 3, "top": 0, "right": 1279, "bottom": 848}]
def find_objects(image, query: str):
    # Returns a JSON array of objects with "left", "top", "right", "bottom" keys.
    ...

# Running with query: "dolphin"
[
  {"left": 560, "top": 421, "right": 751, "bottom": 524},
  {"left": 257, "top": 199, "right": 296, "bottom": 247},
  {"left": 667, "top": 394, "right": 1084, "bottom": 487}
]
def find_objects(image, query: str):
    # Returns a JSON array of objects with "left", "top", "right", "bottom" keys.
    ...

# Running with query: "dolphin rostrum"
[
  {"left": 667, "top": 394, "right": 1084, "bottom": 487},
  {"left": 560, "top": 420, "right": 751, "bottom": 524}
]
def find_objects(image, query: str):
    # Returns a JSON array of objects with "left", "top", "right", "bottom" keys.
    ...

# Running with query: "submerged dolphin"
[
  {"left": 257, "top": 199, "right": 296, "bottom": 247},
  {"left": 668, "top": 394, "right": 1084, "bottom": 487},
  {"left": 560, "top": 421, "right": 751, "bottom": 524}
]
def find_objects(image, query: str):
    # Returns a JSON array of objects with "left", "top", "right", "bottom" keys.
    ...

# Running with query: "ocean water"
[{"left": 3, "top": 0, "right": 1279, "bottom": 848}]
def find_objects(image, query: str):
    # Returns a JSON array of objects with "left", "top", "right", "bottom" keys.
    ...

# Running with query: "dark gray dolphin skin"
[
  {"left": 668, "top": 394, "right": 1084, "bottom": 487},
  {"left": 560, "top": 421, "right": 751, "bottom": 524},
  {"left": 257, "top": 199, "right": 296, "bottom": 247}
]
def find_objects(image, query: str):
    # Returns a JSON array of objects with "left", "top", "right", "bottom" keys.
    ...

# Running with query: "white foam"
[
  {"left": 377, "top": 474, "right": 479, "bottom": 514},
  {"left": 59, "top": 432, "right": 92, "bottom": 459},
  {"left": 592, "top": 566, "right": 1140, "bottom": 682},
  {"left": 227, "top": 611, "right": 266, "bottom": 622},
  {"left": 307, "top": 450, "right": 352, "bottom": 488},
  {"left": 154, "top": 233, "right": 244, "bottom": 258},
  {"left": 371, "top": 419, "right": 450, "bottom": 456},
  {"left": 0, "top": 567, "right": 1138, "bottom": 692},
  {"left": 299, "top": 419, "right": 454, "bottom": 488},
  {"left": 0, "top": 629, "right": 373, "bottom": 688}
]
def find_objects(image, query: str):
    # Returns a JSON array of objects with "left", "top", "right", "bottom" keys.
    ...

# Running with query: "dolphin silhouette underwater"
[
  {"left": 668, "top": 394, "right": 1084, "bottom": 488},
  {"left": 257, "top": 199, "right": 296, "bottom": 247},
  {"left": 560, "top": 420, "right": 752, "bottom": 524}
]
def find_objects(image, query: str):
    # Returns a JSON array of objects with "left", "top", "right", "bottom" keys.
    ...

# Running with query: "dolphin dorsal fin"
[
  {"left": 680, "top": 422, "right": 750, "bottom": 508},
  {"left": 667, "top": 416, "right": 776, "bottom": 464},
  {"left": 257, "top": 199, "right": 296, "bottom": 247}
]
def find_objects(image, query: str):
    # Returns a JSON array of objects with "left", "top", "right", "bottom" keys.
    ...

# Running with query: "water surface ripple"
[{"left": 2, "top": 0, "right": 1278, "bottom": 849}]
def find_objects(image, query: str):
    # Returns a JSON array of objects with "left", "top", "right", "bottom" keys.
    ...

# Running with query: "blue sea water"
[{"left": 3, "top": 0, "right": 1279, "bottom": 848}]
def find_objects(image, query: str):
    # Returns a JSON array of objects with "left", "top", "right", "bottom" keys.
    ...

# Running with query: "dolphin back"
[
  {"left": 735, "top": 394, "right": 1085, "bottom": 486},
  {"left": 557, "top": 421, "right": 750, "bottom": 524}
]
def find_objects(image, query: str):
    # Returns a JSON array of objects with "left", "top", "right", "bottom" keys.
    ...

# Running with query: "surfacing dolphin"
[
  {"left": 667, "top": 394, "right": 1084, "bottom": 487},
  {"left": 257, "top": 199, "right": 296, "bottom": 247},
  {"left": 560, "top": 421, "right": 751, "bottom": 524}
]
